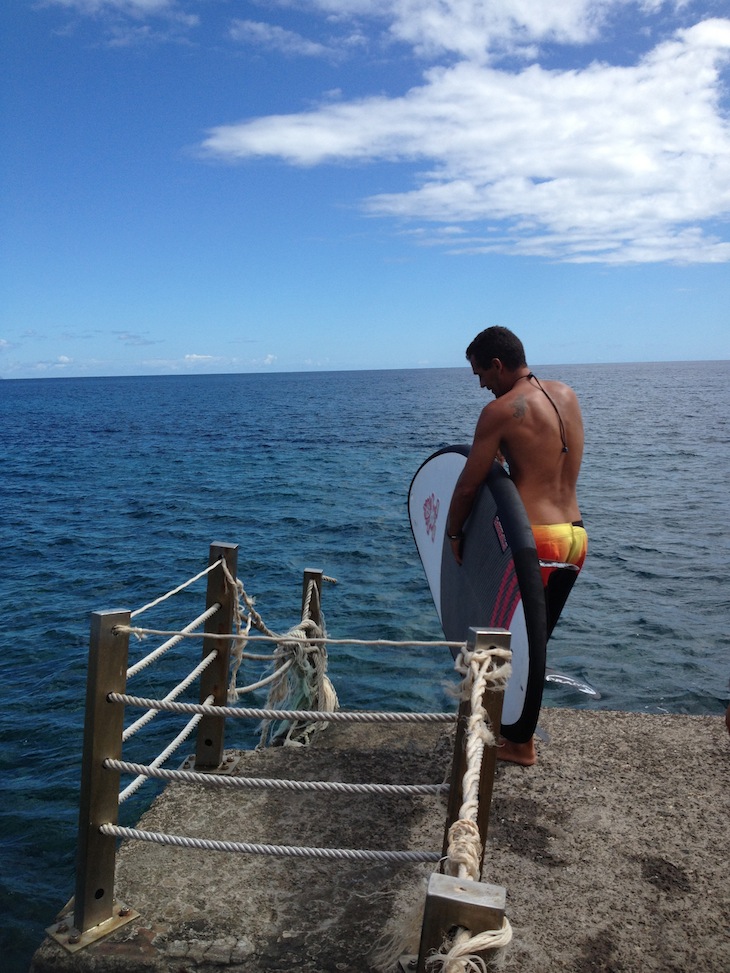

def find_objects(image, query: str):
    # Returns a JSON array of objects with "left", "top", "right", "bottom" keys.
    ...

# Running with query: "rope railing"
[
  {"left": 98, "top": 559, "right": 452, "bottom": 880},
  {"left": 119, "top": 627, "right": 466, "bottom": 650},
  {"left": 65, "top": 542, "right": 515, "bottom": 973},
  {"left": 99, "top": 825, "right": 441, "bottom": 865},
  {"left": 105, "top": 759, "right": 447, "bottom": 797},
  {"left": 108, "top": 694, "right": 456, "bottom": 724}
]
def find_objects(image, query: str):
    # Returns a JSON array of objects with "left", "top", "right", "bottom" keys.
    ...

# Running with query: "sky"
[{"left": 2, "top": 0, "right": 729, "bottom": 378}]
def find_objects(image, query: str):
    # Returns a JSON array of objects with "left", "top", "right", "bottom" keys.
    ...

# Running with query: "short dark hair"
[{"left": 466, "top": 326, "right": 526, "bottom": 370}]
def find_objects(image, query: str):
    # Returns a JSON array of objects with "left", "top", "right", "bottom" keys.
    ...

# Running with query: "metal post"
[
  {"left": 410, "top": 873, "right": 507, "bottom": 973},
  {"left": 74, "top": 609, "right": 131, "bottom": 934},
  {"left": 441, "top": 627, "right": 510, "bottom": 876},
  {"left": 195, "top": 543, "right": 239, "bottom": 769},
  {"left": 301, "top": 568, "right": 323, "bottom": 627}
]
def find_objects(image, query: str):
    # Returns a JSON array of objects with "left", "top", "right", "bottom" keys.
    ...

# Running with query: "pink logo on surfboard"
[
  {"left": 423, "top": 493, "right": 440, "bottom": 541},
  {"left": 493, "top": 514, "right": 508, "bottom": 553}
]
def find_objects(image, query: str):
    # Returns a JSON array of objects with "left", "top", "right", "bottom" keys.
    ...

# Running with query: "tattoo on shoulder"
[{"left": 512, "top": 394, "right": 526, "bottom": 419}]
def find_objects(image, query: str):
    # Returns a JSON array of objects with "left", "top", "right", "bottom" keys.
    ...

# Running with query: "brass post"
[
  {"left": 413, "top": 873, "right": 506, "bottom": 973},
  {"left": 73, "top": 609, "right": 131, "bottom": 934},
  {"left": 194, "top": 543, "right": 239, "bottom": 769}
]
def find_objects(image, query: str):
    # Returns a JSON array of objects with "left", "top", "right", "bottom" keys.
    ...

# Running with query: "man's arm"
[{"left": 447, "top": 403, "right": 503, "bottom": 563}]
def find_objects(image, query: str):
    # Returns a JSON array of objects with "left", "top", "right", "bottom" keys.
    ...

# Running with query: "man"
[{"left": 447, "top": 326, "right": 587, "bottom": 766}]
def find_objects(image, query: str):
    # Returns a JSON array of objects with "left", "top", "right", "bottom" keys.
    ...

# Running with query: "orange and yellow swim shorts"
[{"left": 531, "top": 520, "right": 588, "bottom": 588}]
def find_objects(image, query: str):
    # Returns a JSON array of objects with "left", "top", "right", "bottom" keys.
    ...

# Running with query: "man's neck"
[{"left": 506, "top": 369, "right": 533, "bottom": 392}]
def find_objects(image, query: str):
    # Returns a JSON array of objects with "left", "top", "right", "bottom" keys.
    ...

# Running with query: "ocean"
[{"left": 1, "top": 361, "right": 728, "bottom": 971}]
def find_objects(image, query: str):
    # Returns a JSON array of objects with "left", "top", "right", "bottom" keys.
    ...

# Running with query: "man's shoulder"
[
  {"left": 538, "top": 376, "right": 571, "bottom": 390},
  {"left": 537, "top": 378, "right": 578, "bottom": 400}
]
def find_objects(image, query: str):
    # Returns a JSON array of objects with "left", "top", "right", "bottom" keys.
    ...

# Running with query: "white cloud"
[
  {"left": 113, "top": 331, "right": 161, "bottom": 346},
  {"left": 297, "top": 0, "right": 682, "bottom": 61},
  {"left": 202, "top": 16, "right": 730, "bottom": 263},
  {"left": 41, "top": 0, "right": 730, "bottom": 263}
]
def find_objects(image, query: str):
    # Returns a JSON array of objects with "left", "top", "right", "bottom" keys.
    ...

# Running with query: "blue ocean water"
[{"left": 1, "top": 362, "right": 728, "bottom": 970}]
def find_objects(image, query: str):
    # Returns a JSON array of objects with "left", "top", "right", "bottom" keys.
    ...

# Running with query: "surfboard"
[{"left": 408, "top": 445, "right": 547, "bottom": 743}]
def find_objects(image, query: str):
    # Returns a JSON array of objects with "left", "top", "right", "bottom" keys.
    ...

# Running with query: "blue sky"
[{"left": 2, "top": 0, "right": 729, "bottom": 378}]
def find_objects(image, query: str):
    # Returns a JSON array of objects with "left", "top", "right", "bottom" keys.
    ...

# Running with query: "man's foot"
[{"left": 497, "top": 736, "right": 537, "bottom": 766}]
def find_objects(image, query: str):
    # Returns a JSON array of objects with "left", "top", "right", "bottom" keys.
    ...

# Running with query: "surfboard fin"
[{"left": 545, "top": 667, "right": 601, "bottom": 699}]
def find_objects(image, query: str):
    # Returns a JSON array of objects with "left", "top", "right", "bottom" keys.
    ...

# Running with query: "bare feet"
[{"left": 498, "top": 736, "right": 537, "bottom": 766}]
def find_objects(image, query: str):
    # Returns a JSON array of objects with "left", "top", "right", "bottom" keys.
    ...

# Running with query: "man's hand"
[{"left": 449, "top": 533, "right": 464, "bottom": 565}]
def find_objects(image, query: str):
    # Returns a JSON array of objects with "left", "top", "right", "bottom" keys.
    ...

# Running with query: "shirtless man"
[{"left": 446, "top": 326, "right": 587, "bottom": 766}]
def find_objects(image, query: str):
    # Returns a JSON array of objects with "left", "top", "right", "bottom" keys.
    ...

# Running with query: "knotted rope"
[
  {"left": 425, "top": 922, "right": 514, "bottom": 973},
  {"left": 217, "top": 567, "right": 339, "bottom": 747},
  {"left": 430, "top": 642, "right": 513, "bottom": 971},
  {"left": 446, "top": 643, "right": 512, "bottom": 873}
]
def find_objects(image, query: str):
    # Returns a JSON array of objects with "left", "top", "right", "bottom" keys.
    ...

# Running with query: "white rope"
[
  {"left": 116, "top": 626, "right": 465, "bottom": 650},
  {"left": 451, "top": 645, "right": 512, "bottom": 865},
  {"left": 130, "top": 560, "right": 223, "bottom": 619},
  {"left": 221, "top": 560, "right": 278, "bottom": 641},
  {"left": 233, "top": 650, "right": 289, "bottom": 661},
  {"left": 108, "top": 694, "right": 456, "bottom": 724},
  {"left": 425, "top": 920, "right": 514, "bottom": 972},
  {"left": 106, "top": 759, "right": 447, "bottom": 797},
  {"left": 99, "top": 824, "right": 440, "bottom": 864},
  {"left": 258, "top": 615, "right": 339, "bottom": 748},
  {"left": 126, "top": 605, "right": 220, "bottom": 679},
  {"left": 302, "top": 577, "right": 317, "bottom": 622},
  {"left": 435, "top": 643, "right": 514, "bottom": 969},
  {"left": 123, "top": 650, "right": 219, "bottom": 741},
  {"left": 232, "top": 658, "right": 294, "bottom": 696},
  {"left": 228, "top": 609, "right": 254, "bottom": 701},
  {"left": 443, "top": 645, "right": 511, "bottom": 879},
  {"left": 443, "top": 819, "right": 483, "bottom": 882},
  {"left": 118, "top": 695, "right": 214, "bottom": 804}
]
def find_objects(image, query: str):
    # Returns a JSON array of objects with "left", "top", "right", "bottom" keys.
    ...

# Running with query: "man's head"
[{"left": 466, "top": 327, "right": 527, "bottom": 371}]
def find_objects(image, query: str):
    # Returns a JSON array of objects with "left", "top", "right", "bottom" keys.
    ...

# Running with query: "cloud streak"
[
  {"left": 229, "top": 20, "right": 337, "bottom": 59},
  {"left": 46, "top": 0, "right": 199, "bottom": 44}
]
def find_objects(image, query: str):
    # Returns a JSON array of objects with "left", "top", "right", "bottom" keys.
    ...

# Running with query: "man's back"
[{"left": 487, "top": 377, "right": 584, "bottom": 525}]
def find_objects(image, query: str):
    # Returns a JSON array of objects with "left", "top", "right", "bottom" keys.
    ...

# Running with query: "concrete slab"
[{"left": 30, "top": 710, "right": 730, "bottom": 973}]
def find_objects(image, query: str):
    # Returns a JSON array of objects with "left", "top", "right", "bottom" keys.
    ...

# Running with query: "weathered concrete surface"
[{"left": 31, "top": 710, "right": 730, "bottom": 973}]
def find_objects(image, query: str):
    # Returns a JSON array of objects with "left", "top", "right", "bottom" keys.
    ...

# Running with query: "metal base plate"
[
  {"left": 46, "top": 900, "right": 139, "bottom": 953},
  {"left": 179, "top": 751, "right": 243, "bottom": 774}
]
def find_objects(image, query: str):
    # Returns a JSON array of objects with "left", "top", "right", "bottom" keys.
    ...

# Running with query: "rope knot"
[{"left": 445, "top": 818, "right": 482, "bottom": 881}]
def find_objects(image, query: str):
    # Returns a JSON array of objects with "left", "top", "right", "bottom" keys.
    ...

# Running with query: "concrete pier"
[{"left": 31, "top": 709, "right": 729, "bottom": 973}]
